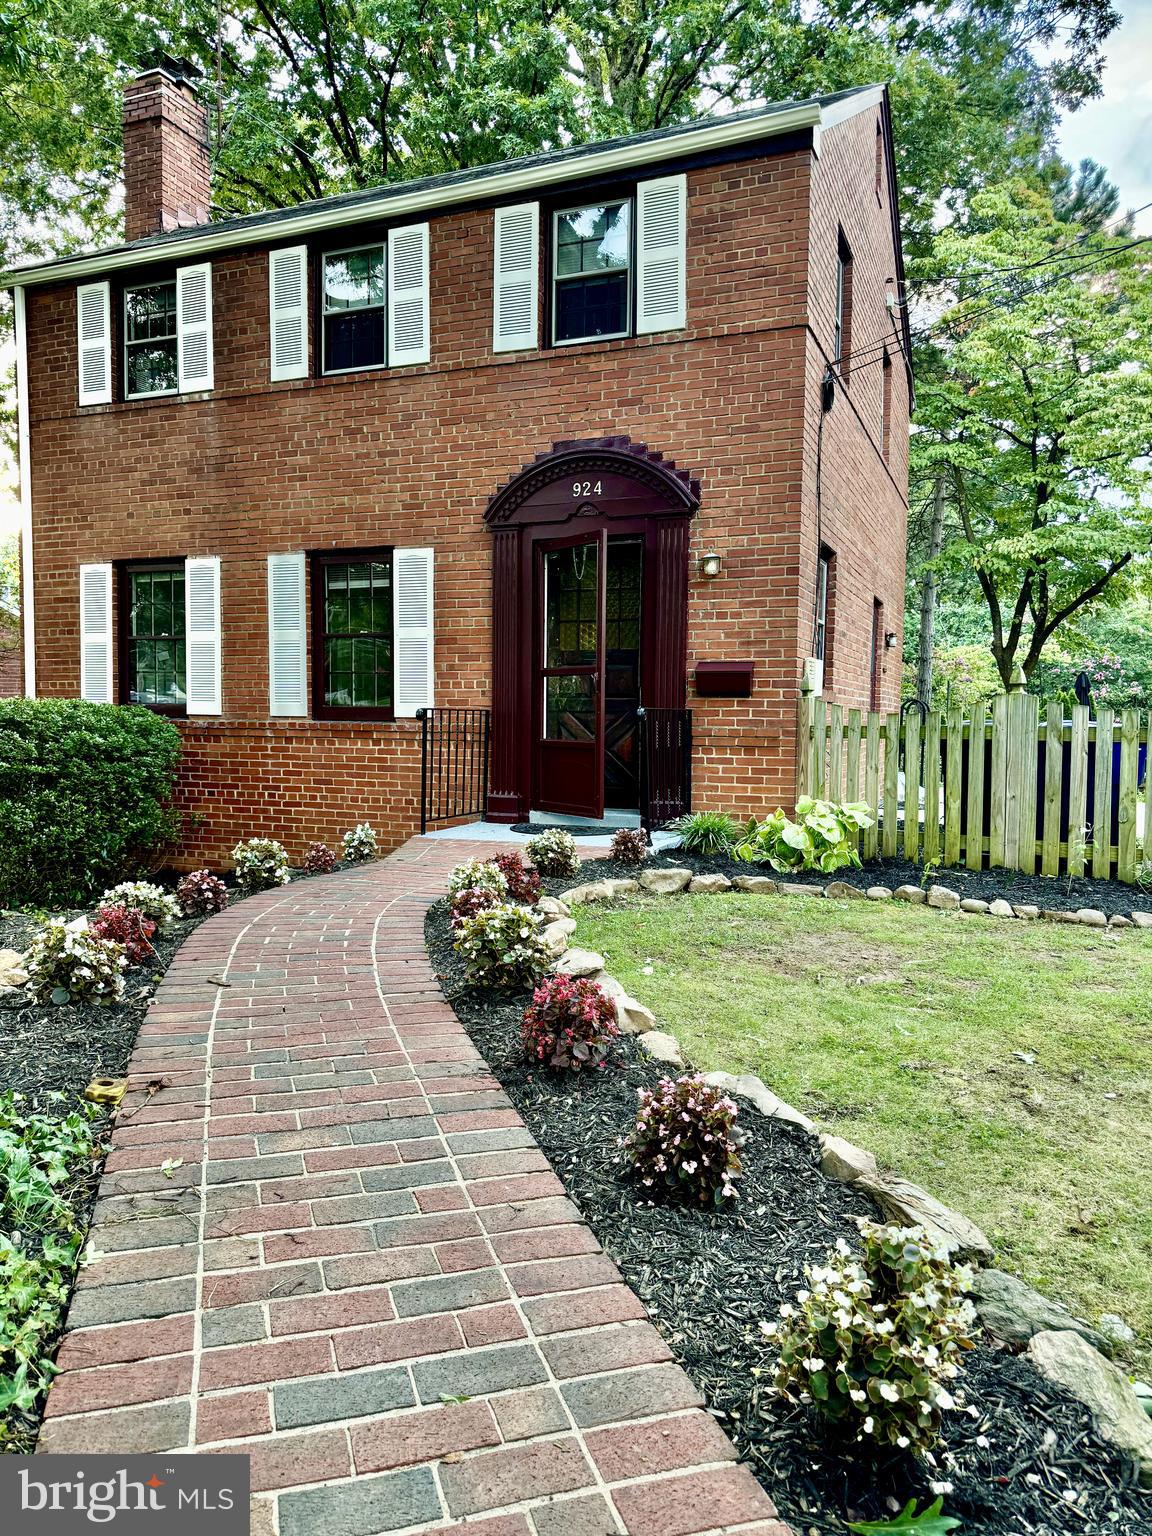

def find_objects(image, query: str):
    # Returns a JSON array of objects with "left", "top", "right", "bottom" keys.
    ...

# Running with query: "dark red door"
[{"left": 533, "top": 530, "right": 607, "bottom": 819}]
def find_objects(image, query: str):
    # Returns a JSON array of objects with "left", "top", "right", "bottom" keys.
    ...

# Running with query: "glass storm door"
[{"left": 535, "top": 531, "right": 607, "bottom": 819}]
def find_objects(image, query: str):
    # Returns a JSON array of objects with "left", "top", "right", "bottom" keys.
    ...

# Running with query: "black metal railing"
[
  {"left": 637, "top": 707, "right": 692, "bottom": 829},
  {"left": 417, "top": 708, "right": 491, "bottom": 834}
]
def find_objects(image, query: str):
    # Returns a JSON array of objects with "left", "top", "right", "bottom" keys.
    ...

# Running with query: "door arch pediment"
[{"left": 485, "top": 437, "right": 700, "bottom": 528}]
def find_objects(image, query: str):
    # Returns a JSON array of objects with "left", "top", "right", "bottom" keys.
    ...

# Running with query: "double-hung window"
[
  {"left": 122, "top": 562, "right": 187, "bottom": 712},
  {"left": 552, "top": 201, "right": 632, "bottom": 345},
  {"left": 322, "top": 245, "right": 387, "bottom": 373},
  {"left": 311, "top": 551, "right": 394, "bottom": 719},
  {"left": 124, "top": 281, "right": 178, "bottom": 398}
]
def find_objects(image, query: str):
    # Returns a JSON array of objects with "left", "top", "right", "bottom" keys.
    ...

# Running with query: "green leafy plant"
[
  {"left": 232, "top": 837, "right": 292, "bottom": 894},
  {"left": 624, "top": 1074, "right": 744, "bottom": 1207},
  {"left": 100, "top": 880, "right": 180, "bottom": 928},
  {"left": 449, "top": 885, "right": 502, "bottom": 929},
  {"left": 447, "top": 859, "right": 509, "bottom": 898},
  {"left": 23, "top": 922, "right": 126, "bottom": 1006},
  {"left": 525, "top": 829, "right": 581, "bottom": 877},
  {"left": 735, "top": 798, "right": 873, "bottom": 874},
  {"left": 341, "top": 821, "right": 379, "bottom": 864},
  {"left": 668, "top": 810, "right": 740, "bottom": 856},
  {"left": 453, "top": 902, "right": 553, "bottom": 989},
  {"left": 848, "top": 1497, "right": 962, "bottom": 1534},
  {"left": 522, "top": 974, "right": 618, "bottom": 1070},
  {"left": 765, "top": 1222, "right": 975, "bottom": 1453},
  {"left": 0, "top": 699, "right": 180, "bottom": 909},
  {"left": 609, "top": 827, "right": 649, "bottom": 865}
]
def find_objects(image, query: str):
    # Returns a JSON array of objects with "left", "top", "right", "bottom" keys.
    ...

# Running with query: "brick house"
[{"left": 7, "top": 62, "right": 910, "bottom": 865}]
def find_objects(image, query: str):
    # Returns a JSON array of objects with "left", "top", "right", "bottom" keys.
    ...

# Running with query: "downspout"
[{"left": 13, "top": 286, "right": 35, "bottom": 697}]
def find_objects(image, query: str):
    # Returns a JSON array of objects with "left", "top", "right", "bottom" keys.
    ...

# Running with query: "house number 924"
[{"left": 572, "top": 481, "right": 603, "bottom": 498}]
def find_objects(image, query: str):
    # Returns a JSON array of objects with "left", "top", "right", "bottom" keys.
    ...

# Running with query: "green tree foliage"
[
  {"left": 1046, "top": 155, "right": 1133, "bottom": 233},
  {"left": 911, "top": 186, "right": 1152, "bottom": 689}
]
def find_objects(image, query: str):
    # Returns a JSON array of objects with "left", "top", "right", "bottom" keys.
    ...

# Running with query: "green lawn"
[{"left": 576, "top": 890, "right": 1152, "bottom": 1372}]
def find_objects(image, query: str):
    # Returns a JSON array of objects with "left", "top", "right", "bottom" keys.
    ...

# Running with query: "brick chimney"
[{"left": 122, "top": 54, "right": 211, "bottom": 242}]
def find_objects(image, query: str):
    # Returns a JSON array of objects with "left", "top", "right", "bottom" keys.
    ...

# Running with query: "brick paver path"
[{"left": 40, "top": 837, "right": 789, "bottom": 1536}]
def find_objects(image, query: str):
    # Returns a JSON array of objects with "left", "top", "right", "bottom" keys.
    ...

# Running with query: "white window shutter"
[
  {"left": 267, "top": 552, "right": 308, "bottom": 716},
  {"left": 636, "top": 174, "right": 687, "bottom": 334},
  {"left": 79, "top": 563, "right": 113, "bottom": 703},
  {"left": 185, "top": 556, "right": 222, "bottom": 715},
  {"left": 393, "top": 548, "right": 434, "bottom": 717},
  {"left": 387, "top": 223, "right": 430, "bottom": 367},
  {"left": 177, "top": 263, "right": 214, "bottom": 392},
  {"left": 493, "top": 203, "right": 538, "bottom": 352},
  {"left": 77, "top": 283, "right": 112, "bottom": 406},
  {"left": 269, "top": 246, "right": 309, "bottom": 381}
]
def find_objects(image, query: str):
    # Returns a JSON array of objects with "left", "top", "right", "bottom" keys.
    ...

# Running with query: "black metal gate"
[
  {"left": 417, "top": 708, "right": 491, "bottom": 834},
  {"left": 637, "top": 707, "right": 692, "bottom": 829}
]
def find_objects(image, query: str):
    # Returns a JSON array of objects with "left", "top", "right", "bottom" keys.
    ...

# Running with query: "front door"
[{"left": 534, "top": 531, "right": 607, "bottom": 819}]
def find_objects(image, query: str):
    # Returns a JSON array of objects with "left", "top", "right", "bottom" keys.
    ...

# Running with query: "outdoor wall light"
[
  {"left": 699, "top": 552, "right": 723, "bottom": 578},
  {"left": 885, "top": 631, "right": 899, "bottom": 649}
]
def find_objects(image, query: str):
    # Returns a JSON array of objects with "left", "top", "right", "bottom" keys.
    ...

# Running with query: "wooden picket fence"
[{"left": 798, "top": 691, "right": 1152, "bottom": 883}]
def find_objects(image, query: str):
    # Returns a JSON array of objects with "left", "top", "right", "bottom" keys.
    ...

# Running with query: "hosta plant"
[
  {"left": 668, "top": 810, "right": 739, "bottom": 856},
  {"left": 447, "top": 859, "right": 508, "bottom": 898},
  {"left": 99, "top": 880, "right": 180, "bottom": 928},
  {"left": 24, "top": 922, "right": 126, "bottom": 1005},
  {"left": 624, "top": 1074, "right": 743, "bottom": 1206},
  {"left": 765, "top": 1222, "right": 975, "bottom": 1454},
  {"left": 341, "top": 822, "right": 379, "bottom": 864},
  {"left": 525, "top": 828, "right": 580, "bottom": 877},
  {"left": 522, "top": 974, "right": 619, "bottom": 1070},
  {"left": 491, "top": 852, "right": 542, "bottom": 905},
  {"left": 89, "top": 903, "right": 156, "bottom": 967},
  {"left": 449, "top": 885, "right": 502, "bottom": 929},
  {"left": 610, "top": 827, "right": 648, "bottom": 865},
  {"left": 735, "top": 797, "right": 874, "bottom": 874},
  {"left": 232, "top": 837, "right": 291, "bottom": 894},
  {"left": 175, "top": 869, "right": 229, "bottom": 916},
  {"left": 303, "top": 841, "right": 336, "bottom": 874},
  {"left": 453, "top": 902, "right": 552, "bottom": 990}
]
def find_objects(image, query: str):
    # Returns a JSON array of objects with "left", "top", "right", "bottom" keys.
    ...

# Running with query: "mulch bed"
[{"left": 427, "top": 894, "right": 1152, "bottom": 1536}]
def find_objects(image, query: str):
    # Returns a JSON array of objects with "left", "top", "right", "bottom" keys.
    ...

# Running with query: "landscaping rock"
[
  {"left": 638, "top": 1031, "right": 684, "bottom": 1067},
  {"left": 701, "top": 1070, "right": 817, "bottom": 1134},
  {"left": 0, "top": 948, "right": 28, "bottom": 987},
  {"left": 961, "top": 898, "right": 990, "bottom": 913},
  {"left": 604, "top": 878, "right": 640, "bottom": 898},
  {"left": 970, "top": 1269, "right": 1109, "bottom": 1353},
  {"left": 866, "top": 886, "right": 893, "bottom": 900},
  {"left": 927, "top": 885, "right": 960, "bottom": 910},
  {"left": 592, "top": 974, "right": 657, "bottom": 1035},
  {"left": 638, "top": 868, "right": 692, "bottom": 895},
  {"left": 1013, "top": 904, "right": 1040, "bottom": 920},
  {"left": 1075, "top": 908, "right": 1108, "bottom": 928},
  {"left": 555, "top": 948, "right": 605, "bottom": 978},
  {"left": 1134, "top": 1381, "right": 1152, "bottom": 1418},
  {"left": 1130, "top": 911, "right": 1152, "bottom": 928},
  {"left": 1042, "top": 908, "right": 1076, "bottom": 922},
  {"left": 989, "top": 898, "right": 1015, "bottom": 918},
  {"left": 819, "top": 1134, "right": 877, "bottom": 1184},
  {"left": 1098, "top": 1314, "right": 1137, "bottom": 1356},
  {"left": 1027, "top": 1330, "right": 1152, "bottom": 1487},
  {"left": 855, "top": 1174, "right": 993, "bottom": 1262},
  {"left": 893, "top": 885, "right": 927, "bottom": 904},
  {"left": 1110, "top": 915, "right": 1133, "bottom": 928},
  {"left": 540, "top": 919, "right": 577, "bottom": 955},
  {"left": 537, "top": 896, "right": 571, "bottom": 918},
  {"left": 779, "top": 883, "right": 823, "bottom": 898},
  {"left": 688, "top": 873, "right": 732, "bottom": 894},
  {"left": 826, "top": 881, "right": 867, "bottom": 900},
  {"left": 732, "top": 875, "right": 779, "bottom": 894},
  {"left": 560, "top": 881, "right": 616, "bottom": 905}
]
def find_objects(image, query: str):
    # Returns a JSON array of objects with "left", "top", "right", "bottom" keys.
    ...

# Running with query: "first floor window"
[
  {"left": 124, "top": 562, "right": 186, "bottom": 711},
  {"left": 312, "top": 551, "right": 393, "bottom": 718},
  {"left": 124, "top": 280, "right": 178, "bottom": 397},
  {"left": 323, "top": 245, "right": 386, "bottom": 372},
  {"left": 814, "top": 550, "right": 832, "bottom": 663},
  {"left": 553, "top": 201, "right": 631, "bottom": 345}
]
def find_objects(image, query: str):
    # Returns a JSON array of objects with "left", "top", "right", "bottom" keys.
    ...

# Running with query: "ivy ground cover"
[{"left": 575, "top": 891, "right": 1152, "bottom": 1376}]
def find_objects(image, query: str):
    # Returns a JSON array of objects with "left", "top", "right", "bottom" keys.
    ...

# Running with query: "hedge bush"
[{"left": 0, "top": 700, "right": 181, "bottom": 909}]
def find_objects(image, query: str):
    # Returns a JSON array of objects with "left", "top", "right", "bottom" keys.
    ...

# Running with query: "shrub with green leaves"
[
  {"left": 23, "top": 921, "right": 126, "bottom": 1006},
  {"left": 668, "top": 810, "right": 740, "bottom": 856},
  {"left": 447, "top": 859, "right": 508, "bottom": 898},
  {"left": 453, "top": 902, "right": 553, "bottom": 990},
  {"left": 735, "top": 797, "right": 873, "bottom": 874},
  {"left": 0, "top": 699, "right": 181, "bottom": 909},
  {"left": 525, "top": 828, "right": 580, "bottom": 877},
  {"left": 341, "top": 822, "right": 379, "bottom": 864},
  {"left": 624, "top": 1074, "right": 743, "bottom": 1206},
  {"left": 765, "top": 1222, "right": 975, "bottom": 1454},
  {"left": 232, "top": 838, "right": 292, "bottom": 894},
  {"left": 100, "top": 880, "right": 180, "bottom": 928}
]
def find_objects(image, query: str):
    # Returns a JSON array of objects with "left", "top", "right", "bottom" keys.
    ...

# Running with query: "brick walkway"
[{"left": 40, "top": 836, "right": 788, "bottom": 1536}]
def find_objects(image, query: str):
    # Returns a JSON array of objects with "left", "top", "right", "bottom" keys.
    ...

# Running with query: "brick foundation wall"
[{"left": 25, "top": 113, "right": 907, "bottom": 867}]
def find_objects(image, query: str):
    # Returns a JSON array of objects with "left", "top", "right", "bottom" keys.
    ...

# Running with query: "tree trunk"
[{"left": 916, "top": 475, "right": 947, "bottom": 706}]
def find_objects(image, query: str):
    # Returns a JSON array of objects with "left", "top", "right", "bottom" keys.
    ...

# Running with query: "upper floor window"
[
  {"left": 123, "top": 561, "right": 186, "bottom": 713},
  {"left": 323, "top": 245, "right": 386, "bottom": 373},
  {"left": 834, "top": 231, "right": 853, "bottom": 373},
  {"left": 553, "top": 201, "right": 631, "bottom": 345},
  {"left": 125, "top": 281, "right": 178, "bottom": 398}
]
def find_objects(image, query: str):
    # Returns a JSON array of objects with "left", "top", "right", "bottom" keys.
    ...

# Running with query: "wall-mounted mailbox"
[{"left": 694, "top": 660, "right": 754, "bottom": 698}]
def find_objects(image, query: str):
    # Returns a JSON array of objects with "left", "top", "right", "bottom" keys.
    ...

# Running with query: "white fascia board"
[
  {"left": 14, "top": 286, "right": 35, "bottom": 696},
  {"left": 4, "top": 100, "right": 825, "bottom": 289},
  {"left": 818, "top": 86, "right": 885, "bottom": 130}
]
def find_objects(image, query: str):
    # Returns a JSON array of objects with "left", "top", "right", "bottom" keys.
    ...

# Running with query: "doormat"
[{"left": 510, "top": 821, "right": 633, "bottom": 837}]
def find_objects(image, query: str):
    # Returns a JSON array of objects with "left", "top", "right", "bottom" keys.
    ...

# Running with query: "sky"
[{"left": 1, "top": 4, "right": 1150, "bottom": 539}]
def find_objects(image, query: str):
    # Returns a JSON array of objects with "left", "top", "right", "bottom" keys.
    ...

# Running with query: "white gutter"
[
  {"left": 13, "top": 286, "right": 35, "bottom": 696},
  {"left": 4, "top": 101, "right": 825, "bottom": 289}
]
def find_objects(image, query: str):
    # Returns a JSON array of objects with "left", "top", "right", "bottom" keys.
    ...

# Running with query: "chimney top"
[
  {"left": 135, "top": 50, "right": 204, "bottom": 87},
  {"left": 122, "top": 59, "right": 211, "bottom": 242}
]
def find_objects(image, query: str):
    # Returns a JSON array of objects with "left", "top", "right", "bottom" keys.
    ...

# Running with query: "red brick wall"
[
  {"left": 122, "top": 72, "right": 211, "bottom": 241},
  {"left": 25, "top": 114, "right": 907, "bottom": 866}
]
